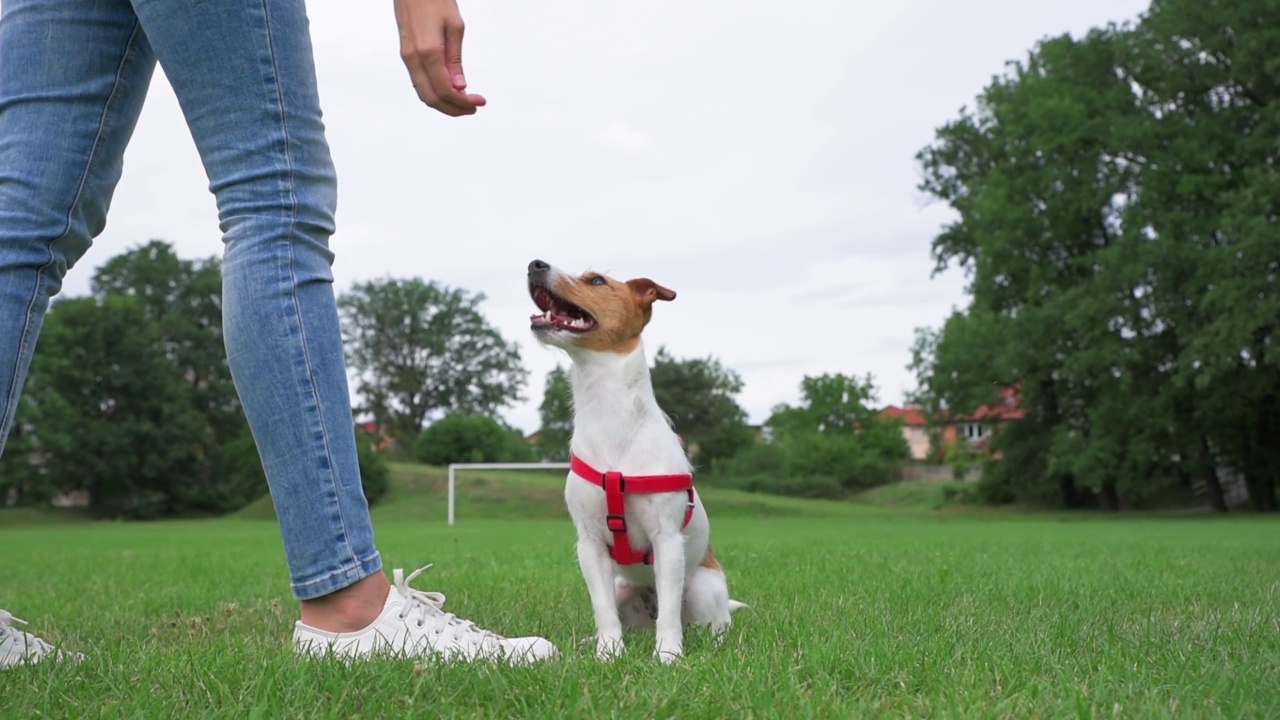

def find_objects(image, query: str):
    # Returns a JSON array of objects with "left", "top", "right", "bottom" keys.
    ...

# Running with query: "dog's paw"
[
  {"left": 654, "top": 636, "right": 683, "bottom": 663},
  {"left": 654, "top": 647, "right": 683, "bottom": 664},
  {"left": 595, "top": 636, "right": 625, "bottom": 661}
]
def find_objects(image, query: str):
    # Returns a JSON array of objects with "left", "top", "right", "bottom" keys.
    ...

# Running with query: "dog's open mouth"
[{"left": 530, "top": 284, "right": 597, "bottom": 333}]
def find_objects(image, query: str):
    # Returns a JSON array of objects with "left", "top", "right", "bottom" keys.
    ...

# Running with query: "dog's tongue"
[{"left": 531, "top": 309, "right": 592, "bottom": 330}]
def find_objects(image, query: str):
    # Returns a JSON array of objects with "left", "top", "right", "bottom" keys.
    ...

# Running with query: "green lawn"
[{"left": 2, "top": 467, "right": 1278, "bottom": 718}]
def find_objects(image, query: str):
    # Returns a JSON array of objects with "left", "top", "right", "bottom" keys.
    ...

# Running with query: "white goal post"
[{"left": 446, "top": 462, "right": 570, "bottom": 526}]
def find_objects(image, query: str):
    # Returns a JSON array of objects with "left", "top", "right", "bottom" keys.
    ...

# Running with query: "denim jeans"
[{"left": 0, "top": 0, "right": 381, "bottom": 600}]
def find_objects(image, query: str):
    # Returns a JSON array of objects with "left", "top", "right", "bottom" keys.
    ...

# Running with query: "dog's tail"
[{"left": 728, "top": 599, "right": 749, "bottom": 612}]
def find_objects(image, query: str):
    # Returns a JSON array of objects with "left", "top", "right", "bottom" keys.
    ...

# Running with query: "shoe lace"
[
  {"left": 392, "top": 566, "right": 501, "bottom": 652},
  {"left": 0, "top": 610, "right": 57, "bottom": 657}
]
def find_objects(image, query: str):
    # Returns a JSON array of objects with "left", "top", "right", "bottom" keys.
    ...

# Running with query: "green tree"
[
  {"left": 20, "top": 296, "right": 209, "bottom": 518},
  {"left": 766, "top": 373, "right": 907, "bottom": 492},
  {"left": 1129, "top": 0, "right": 1280, "bottom": 512},
  {"left": 915, "top": 27, "right": 1167, "bottom": 509},
  {"left": 338, "top": 278, "right": 527, "bottom": 451},
  {"left": 914, "top": 4, "right": 1280, "bottom": 511},
  {"left": 414, "top": 413, "right": 534, "bottom": 466},
  {"left": 90, "top": 240, "right": 256, "bottom": 513},
  {"left": 534, "top": 366, "right": 573, "bottom": 461},
  {"left": 649, "top": 347, "right": 754, "bottom": 466},
  {"left": 769, "top": 373, "right": 881, "bottom": 435},
  {"left": 0, "top": 407, "right": 54, "bottom": 507}
]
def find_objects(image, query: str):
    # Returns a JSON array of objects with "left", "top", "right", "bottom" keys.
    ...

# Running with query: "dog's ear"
[{"left": 627, "top": 278, "right": 677, "bottom": 305}]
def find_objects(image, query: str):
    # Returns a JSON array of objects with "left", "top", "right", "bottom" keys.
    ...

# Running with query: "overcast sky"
[{"left": 67, "top": 0, "right": 1152, "bottom": 433}]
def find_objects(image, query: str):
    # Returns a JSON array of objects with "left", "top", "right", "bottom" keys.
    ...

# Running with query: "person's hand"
[{"left": 394, "top": 0, "right": 487, "bottom": 116}]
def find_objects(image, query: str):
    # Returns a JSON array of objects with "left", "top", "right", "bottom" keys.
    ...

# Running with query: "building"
[{"left": 878, "top": 387, "right": 1024, "bottom": 462}]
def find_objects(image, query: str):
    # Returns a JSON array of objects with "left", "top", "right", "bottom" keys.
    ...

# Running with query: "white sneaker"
[
  {"left": 0, "top": 609, "right": 81, "bottom": 668},
  {"left": 292, "top": 566, "right": 558, "bottom": 665}
]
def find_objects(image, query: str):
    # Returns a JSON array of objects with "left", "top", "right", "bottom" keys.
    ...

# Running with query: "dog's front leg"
[
  {"left": 650, "top": 531, "right": 686, "bottom": 662},
  {"left": 576, "top": 538, "right": 624, "bottom": 660}
]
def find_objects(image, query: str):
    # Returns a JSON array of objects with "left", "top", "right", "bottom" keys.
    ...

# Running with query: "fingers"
[
  {"left": 444, "top": 16, "right": 466, "bottom": 91},
  {"left": 402, "top": 45, "right": 482, "bottom": 116},
  {"left": 396, "top": 1, "right": 486, "bottom": 117}
]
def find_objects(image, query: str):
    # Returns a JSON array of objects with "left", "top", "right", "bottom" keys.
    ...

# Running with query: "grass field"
[{"left": 2, "top": 465, "right": 1278, "bottom": 719}]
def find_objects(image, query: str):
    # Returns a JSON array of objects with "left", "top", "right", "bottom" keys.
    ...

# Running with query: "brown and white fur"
[{"left": 527, "top": 259, "right": 745, "bottom": 662}]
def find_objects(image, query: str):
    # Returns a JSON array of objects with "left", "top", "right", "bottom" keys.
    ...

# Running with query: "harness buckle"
[{"left": 605, "top": 514, "right": 627, "bottom": 533}]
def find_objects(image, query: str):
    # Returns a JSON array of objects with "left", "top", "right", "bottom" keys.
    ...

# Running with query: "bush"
[
  {"left": 708, "top": 441, "right": 787, "bottom": 480},
  {"left": 775, "top": 433, "right": 897, "bottom": 491},
  {"left": 355, "top": 433, "right": 390, "bottom": 505},
  {"left": 708, "top": 432, "right": 898, "bottom": 499},
  {"left": 414, "top": 413, "right": 535, "bottom": 466}
]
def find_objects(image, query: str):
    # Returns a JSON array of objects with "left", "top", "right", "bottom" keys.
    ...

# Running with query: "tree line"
[
  {"left": 911, "top": 0, "right": 1279, "bottom": 512},
  {"left": 9, "top": 0, "right": 1274, "bottom": 518},
  {"left": 0, "top": 240, "right": 907, "bottom": 518},
  {"left": 0, "top": 242, "right": 389, "bottom": 518}
]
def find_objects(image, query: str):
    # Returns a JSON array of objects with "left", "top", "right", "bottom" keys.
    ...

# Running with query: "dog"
[{"left": 526, "top": 259, "right": 745, "bottom": 662}]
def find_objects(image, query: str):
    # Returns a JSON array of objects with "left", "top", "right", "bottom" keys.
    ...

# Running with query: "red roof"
[
  {"left": 877, "top": 405, "right": 926, "bottom": 426},
  {"left": 970, "top": 386, "right": 1025, "bottom": 421},
  {"left": 878, "top": 387, "right": 1024, "bottom": 426}
]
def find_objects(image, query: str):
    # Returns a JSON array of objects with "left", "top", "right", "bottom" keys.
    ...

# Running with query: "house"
[
  {"left": 747, "top": 424, "right": 773, "bottom": 444},
  {"left": 876, "top": 405, "right": 930, "bottom": 460},
  {"left": 878, "top": 387, "right": 1024, "bottom": 462},
  {"left": 355, "top": 420, "right": 396, "bottom": 452}
]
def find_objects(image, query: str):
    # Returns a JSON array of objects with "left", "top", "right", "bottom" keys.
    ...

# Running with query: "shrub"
[
  {"left": 708, "top": 431, "right": 898, "bottom": 499},
  {"left": 775, "top": 432, "right": 897, "bottom": 491},
  {"left": 414, "top": 413, "right": 535, "bottom": 466},
  {"left": 707, "top": 441, "right": 786, "bottom": 480},
  {"left": 355, "top": 433, "right": 390, "bottom": 505}
]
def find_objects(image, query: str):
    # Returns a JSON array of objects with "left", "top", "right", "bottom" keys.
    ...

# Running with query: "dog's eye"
[{"left": 587, "top": 276, "right": 606, "bottom": 286}]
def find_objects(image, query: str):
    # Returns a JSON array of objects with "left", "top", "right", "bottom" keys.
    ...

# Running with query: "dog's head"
[{"left": 527, "top": 259, "right": 675, "bottom": 354}]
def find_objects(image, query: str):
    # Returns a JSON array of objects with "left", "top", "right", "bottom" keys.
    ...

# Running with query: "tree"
[
  {"left": 0, "top": 405, "right": 54, "bottom": 507},
  {"left": 649, "top": 347, "right": 754, "bottom": 466},
  {"left": 914, "top": 4, "right": 1280, "bottom": 511},
  {"left": 766, "top": 373, "right": 907, "bottom": 491},
  {"left": 769, "top": 373, "right": 881, "bottom": 435},
  {"left": 92, "top": 240, "right": 232, "bottom": 408},
  {"left": 338, "top": 278, "right": 527, "bottom": 451},
  {"left": 90, "top": 241, "right": 256, "bottom": 513},
  {"left": 915, "top": 27, "right": 1170, "bottom": 509},
  {"left": 4, "top": 241, "right": 288, "bottom": 516},
  {"left": 534, "top": 366, "right": 573, "bottom": 461},
  {"left": 19, "top": 296, "right": 209, "bottom": 518}
]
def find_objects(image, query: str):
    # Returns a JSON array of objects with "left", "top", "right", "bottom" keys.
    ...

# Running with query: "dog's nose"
[{"left": 528, "top": 259, "right": 550, "bottom": 275}]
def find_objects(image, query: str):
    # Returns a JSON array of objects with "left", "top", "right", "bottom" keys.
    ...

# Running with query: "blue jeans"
[{"left": 0, "top": 0, "right": 381, "bottom": 600}]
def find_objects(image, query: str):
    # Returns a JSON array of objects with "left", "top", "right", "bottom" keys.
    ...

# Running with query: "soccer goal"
[{"left": 446, "top": 462, "right": 570, "bottom": 526}]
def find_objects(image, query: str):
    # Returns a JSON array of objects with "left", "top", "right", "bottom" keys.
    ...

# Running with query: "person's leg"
[
  {"left": 0, "top": 0, "right": 155, "bottom": 457},
  {"left": 127, "top": 0, "right": 385, "bottom": 619},
  {"left": 0, "top": 0, "right": 156, "bottom": 666},
  {"left": 126, "top": 2, "right": 556, "bottom": 663}
]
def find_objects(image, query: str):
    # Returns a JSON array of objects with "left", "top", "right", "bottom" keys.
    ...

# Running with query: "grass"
[
  {"left": 2, "top": 466, "right": 1278, "bottom": 719},
  {"left": 850, "top": 478, "right": 976, "bottom": 511}
]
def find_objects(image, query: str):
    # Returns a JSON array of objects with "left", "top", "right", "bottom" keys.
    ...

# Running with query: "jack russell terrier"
[{"left": 526, "top": 259, "right": 745, "bottom": 662}]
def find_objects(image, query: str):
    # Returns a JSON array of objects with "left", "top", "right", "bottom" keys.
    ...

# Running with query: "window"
[{"left": 960, "top": 422, "right": 986, "bottom": 441}]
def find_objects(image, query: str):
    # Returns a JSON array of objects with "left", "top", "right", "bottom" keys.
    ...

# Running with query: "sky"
[{"left": 67, "top": 0, "right": 1153, "bottom": 433}]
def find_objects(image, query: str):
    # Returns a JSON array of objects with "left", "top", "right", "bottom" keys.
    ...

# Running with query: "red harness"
[{"left": 569, "top": 453, "right": 696, "bottom": 566}]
